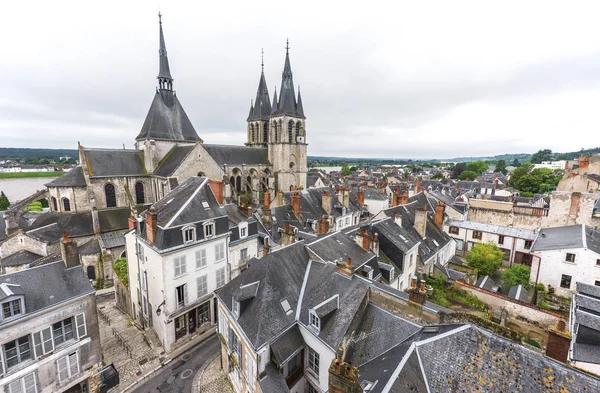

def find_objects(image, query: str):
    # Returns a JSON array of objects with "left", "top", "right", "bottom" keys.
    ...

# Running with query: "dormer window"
[
  {"left": 204, "top": 222, "right": 215, "bottom": 238},
  {"left": 2, "top": 299, "right": 22, "bottom": 319},
  {"left": 309, "top": 310, "right": 320, "bottom": 330},
  {"left": 239, "top": 223, "right": 248, "bottom": 239},
  {"left": 183, "top": 226, "right": 196, "bottom": 243},
  {"left": 233, "top": 300, "right": 240, "bottom": 317}
]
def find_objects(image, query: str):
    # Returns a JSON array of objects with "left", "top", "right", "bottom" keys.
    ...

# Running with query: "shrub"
[
  {"left": 466, "top": 243, "right": 504, "bottom": 277},
  {"left": 112, "top": 258, "right": 129, "bottom": 288},
  {"left": 501, "top": 265, "right": 531, "bottom": 289},
  {"left": 524, "top": 338, "right": 541, "bottom": 348}
]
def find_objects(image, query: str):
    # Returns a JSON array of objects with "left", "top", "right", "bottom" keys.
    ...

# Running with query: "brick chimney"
[
  {"left": 546, "top": 320, "right": 571, "bottom": 363},
  {"left": 281, "top": 224, "right": 296, "bottom": 246},
  {"left": 60, "top": 232, "right": 80, "bottom": 269},
  {"left": 357, "top": 188, "right": 365, "bottom": 207},
  {"left": 414, "top": 206, "right": 427, "bottom": 238},
  {"left": 328, "top": 356, "right": 362, "bottom": 393},
  {"left": 128, "top": 215, "right": 136, "bottom": 231},
  {"left": 434, "top": 201, "right": 445, "bottom": 228},
  {"left": 276, "top": 189, "right": 284, "bottom": 207},
  {"left": 414, "top": 177, "right": 422, "bottom": 194},
  {"left": 291, "top": 191, "right": 301, "bottom": 217},
  {"left": 322, "top": 191, "right": 332, "bottom": 216},
  {"left": 239, "top": 203, "right": 250, "bottom": 217},
  {"left": 392, "top": 190, "right": 400, "bottom": 207},
  {"left": 146, "top": 208, "right": 158, "bottom": 244},
  {"left": 263, "top": 237, "right": 270, "bottom": 257},
  {"left": 493, "top": 177, "right": 499, "bottom": 189},
  {"left": 208, "top": 180, "right": 224, "bottom": 205},
  {"left": 316, "top": 216, "right": 330, "bottom": 235},
  {"left": 263, "top": 190, "right": 271, "bottom": 210},
  {"left": 579, "top": 156, "right": 590, "bottom": 169},
  {"left": 371, "top": 232, "right": 379, "bottom": 256},
  {"left": 343, "top": 188, "right": 350, "bottom": 209},
  {"left": 400, "top": 187, "right": 409, "bottom": 205},
  {"left": 355, "top": 228, "right": 371, "bottom": 251}
]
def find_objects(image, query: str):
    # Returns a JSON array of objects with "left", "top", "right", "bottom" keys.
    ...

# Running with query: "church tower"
[
  {"left": 268, "top": 41, "right": 308, "bottom": 191},
  {"left": 246, "top": 51, "right": 271, "bottom": 148}
]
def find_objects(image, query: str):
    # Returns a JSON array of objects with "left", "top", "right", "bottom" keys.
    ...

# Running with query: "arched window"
[
  {"left": 105, "top": 183, "right": 116, "bottom": 208},
  {"left": 246, "top": 176, "right": 252, "bottom": 192},
  {"left": 273, "top": 122, "right": 278, "bottom": 143},
  {"left": 51, "top": 197, "right": 58, "bottom": 211},
  {"left": 62, "top": 198, "right": 71, "bottom": 212},
  {"left": 288, "top": 120, "right": 294, "bottom": 143},
  {"left": 250, "top": 124, "right": 255, "bottom": 142},
  {"left": 278, "top": 121, "right": 283, "bottom": 142},
  {"left": 263, "top": 123, "right": 268, "bottom": 143},
  {"left": 135, "top": 182, "right": 145, "bottom": 205},
  {"left": 236, "top": 176, "right": 242, "bottom": 192},
  {"left": 296, "top": 122, "right": 301, "bottom": 139},
  {"left": 86, "top": 265, "right": 96, "bottom": 280},
  {"left": 230, "top": 176, "right": 235, "bottom": 190}
]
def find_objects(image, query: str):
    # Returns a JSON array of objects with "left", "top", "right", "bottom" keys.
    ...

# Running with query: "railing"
[
  {"left": 98, "top": 309, "right": 111, "bottom": 326},
  {"left": 112, "top": 327, "right": 133, "bottom": 359}
]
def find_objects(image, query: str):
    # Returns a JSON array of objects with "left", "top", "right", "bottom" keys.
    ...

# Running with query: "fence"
[{"left": 112, "top": 327, "right": 133, "bottom": 359}]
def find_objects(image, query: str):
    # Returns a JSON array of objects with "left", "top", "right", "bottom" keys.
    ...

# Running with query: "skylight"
[
  {"left": 202, "top": 201, "right": 210, "bottom": 209},
  {"left": 281, "top": 299, "right": 293, "bottom": 315}
]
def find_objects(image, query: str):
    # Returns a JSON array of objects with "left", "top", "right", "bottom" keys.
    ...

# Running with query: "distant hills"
[{"left": 0, "top": 148, "right": 78, "bottom": 160}]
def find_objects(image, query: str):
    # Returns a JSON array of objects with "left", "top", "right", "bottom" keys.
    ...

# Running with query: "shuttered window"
[
  {"left": 76, "top": 313, "right": 87, "bottom": 338},
  {"left": 33, "top": 329, "right": 54, "bottom": 358},
  {"left": 8, "top": 372, "right": 37, "bottom": 393},
  {"left": 57, "top": 352, "right": 79, "bottom": 383}
]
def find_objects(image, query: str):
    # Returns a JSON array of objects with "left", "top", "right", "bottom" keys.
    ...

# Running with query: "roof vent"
[
  {"left": 202, "top": 201, "right": 210, "bottom": 209},
  {"left": 422, "top": 326, "right": 440, "bottom": 333}
]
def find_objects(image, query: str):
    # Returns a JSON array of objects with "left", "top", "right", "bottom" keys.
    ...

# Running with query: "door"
[
  {"left": 188, "top": 309, "right": 197, "bottom": 334},
  {"left": 175, "top": 315, "right": 187, "bottom": 341}
]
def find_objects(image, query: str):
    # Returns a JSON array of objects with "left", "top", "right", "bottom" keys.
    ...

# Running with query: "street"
[{"left": 130, "top": 335, "right": 220, "bottom": 393}]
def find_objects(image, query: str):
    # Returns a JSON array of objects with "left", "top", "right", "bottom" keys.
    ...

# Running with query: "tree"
[
  {"left": 458, "top": 170, "right": 479, "bottom": 181},
  {"left": 530, "top": 149, "right": 553, "bottom": 164},
  {"left": 466, "top": 160, "right": 488, "bottom": 175},
  {"left": 501, "top": 265, "right": 531, "bottom": 289},
  {"left": 466, "top": 243, "right": 504, "bottom": 277},
  {"left": 341, "top": 163, "right": 352, "bottom": 176},
  {"left": 452, "top": 163, "right": 466, "bottom": 179},
  {"left": 0, "top": 191, "right": 9, "bottom": 210},
  {"left": 495, "top": 160, "right": 507, "bottom": 175},
  {"left": 508, "top": 163, "right": 534, "bottom": 188},
  {"left": 512, "top": 158, "right": 521, "bottom": 167},
  {"left": 431, "top": 172, "right": 445, "bottom": 180},
  {"left": 509, "top": 165, "right": 560, "bottom": 194}
]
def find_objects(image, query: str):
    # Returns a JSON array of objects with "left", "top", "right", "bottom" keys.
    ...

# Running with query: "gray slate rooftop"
[
  {"left": 44, "top": 166, "right": 87, "bottom": 187},
  {"left": 447, "top": 220, "right": 537, "bottom": 240},
  {"left": 203, "top": 144, "right": 269, "bottom": 166},
  {"left": 531, "top": 225, "right": 600, "bottom": 254},
  {"left": 154, "top": 144, "right": 196, "bottom": 177},
  {"left": 84, "top": 148, "right": 146, "bottom": 177},
  {"left": 0, "top": 250, "right": 44, "bottom": 267}
]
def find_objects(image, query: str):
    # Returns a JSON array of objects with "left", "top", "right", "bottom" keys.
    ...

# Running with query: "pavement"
[{"left": 193, "top": 355, "right": 233, "bottom": 393}]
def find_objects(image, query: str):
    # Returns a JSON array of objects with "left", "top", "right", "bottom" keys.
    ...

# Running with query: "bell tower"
[
  {"left": 268, "top": 40, "right": 308, "bottom": 191},
  {"left": 246, "top": 50, "right": 271, "bottom": 148}
]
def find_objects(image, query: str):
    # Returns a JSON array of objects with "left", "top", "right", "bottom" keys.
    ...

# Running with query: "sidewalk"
[{"left": 193, "top": 355, "right": 233, "bottom": 393}]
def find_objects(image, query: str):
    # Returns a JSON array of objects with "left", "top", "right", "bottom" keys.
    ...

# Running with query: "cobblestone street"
[{"left": 193, "top": 355, "right": 233, "bottom": 393}]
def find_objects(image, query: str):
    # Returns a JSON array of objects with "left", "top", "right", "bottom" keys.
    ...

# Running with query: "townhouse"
[{"left": 569, "top": 282, "right": 600, "bottom": 375}]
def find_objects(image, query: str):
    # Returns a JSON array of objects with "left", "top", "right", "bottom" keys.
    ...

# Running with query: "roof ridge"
[{"left": 164, "top": 177, "right": 209, "bottom": 228}]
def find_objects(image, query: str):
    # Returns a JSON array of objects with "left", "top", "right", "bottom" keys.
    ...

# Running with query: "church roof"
[
  {"left": 203, "top": 144, "right": 270, "bottom": 166},
  {"left": 45, "top": 166, "right": 87, "bottom": 188},
  {"left": 158, "top": 15, "right": 172, "bottom": 81},
  {"left": 247, "top": 70, "right": 271, "bottom": 122},
  {"left": 154, "top": 144, "right": 196, "bottom": 177},
  {"left": 271, "top": 43, "right": 305, "bottom": 119},
  {"left": 135, "top": 90, "right": 202, "bottom": 142},
  {"left": 83, "top": 148, "right": 146, "bottom": 177}
]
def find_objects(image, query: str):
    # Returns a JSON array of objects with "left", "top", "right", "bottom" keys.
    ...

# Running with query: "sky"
[{"left": 1, "top": 1, "right": 600, "bottom": 159}]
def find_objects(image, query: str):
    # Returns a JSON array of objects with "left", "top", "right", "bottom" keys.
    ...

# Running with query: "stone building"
[{"left": 0, "top": 235, "right": 102, "bottom": 393}]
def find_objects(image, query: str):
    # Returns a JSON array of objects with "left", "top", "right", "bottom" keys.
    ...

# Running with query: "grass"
[
  {"left": 524, "top": 338, "right": 541, "bottom": 348},
  {"left": 427, "top": 275, "right": 487, "bottom": 311},
  {"left": 0, "top": 171, "right": 62, "bottom": 179}
]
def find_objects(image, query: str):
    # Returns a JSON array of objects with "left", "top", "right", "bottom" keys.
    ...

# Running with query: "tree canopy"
[
  {"left": 530, "top": 149, "right": 553, "bottom": 164},
  {"left": 340, "top": 163, "right": 352, "bottom": 176},
  {"left": 452, "top": 163, "right": 467, "bottom": 178},
  {"left": 458, "top": 170, "right": 479, "bottom": 181},
  {"left": 495, "top": 159, "right": 507, "bottom": 175},
  {"left": 0, "top": 191, "right": 9, "bottom": 210},
  {"left": 466, "top": 243, "right": 504, "bottom": 277},
  {"left": 508, "top": 163, "right": 561, "bottom": 196},
  {"left": 465, "top": 160, "right": 488, "bottom": 175},
  {"left": 501, "top": 265, "right": 531, "bottom": 289}
]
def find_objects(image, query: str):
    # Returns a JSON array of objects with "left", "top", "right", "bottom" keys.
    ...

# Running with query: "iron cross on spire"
[
  {"left": 261, "top": 48, "right": 264, "bottom": 71},
  {"left": 158, "top": 11, "right": 162, "bottom": 24},
  {"left": 286, "top": 39, "right": 290, "bottom": 54}
]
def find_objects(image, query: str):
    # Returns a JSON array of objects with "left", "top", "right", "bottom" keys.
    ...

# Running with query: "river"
[{"left": 0, "top": 177, "right": 59, "bottom": 202}]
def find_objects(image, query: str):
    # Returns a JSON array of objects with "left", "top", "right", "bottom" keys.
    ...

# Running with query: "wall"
[
  {"left": 364, "top": 197, "right": 388, "bottom": 216},
  {"left": 89, "top": 176, "right": 154, "bottom": 210},
  {"left": 455, "top": 281, "right": 560, "bottom": 330},
  {"left": 298, "top": 323, "right": 336, "bottom": 393},
  {"left": 229, "top": 236, "right": 259, "bottom": 279},
  {"left": 542, "top": 192, "right": 600, "bottom": 228},
  {"left": 0, "top": 232, "right": 48, "bottom": 259}
]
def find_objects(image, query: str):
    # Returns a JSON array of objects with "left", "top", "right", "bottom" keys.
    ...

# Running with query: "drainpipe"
[{"left": 510, "top": 237, "right": 516, "bottom": 267}]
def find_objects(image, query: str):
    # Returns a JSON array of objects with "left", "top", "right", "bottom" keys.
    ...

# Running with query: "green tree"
[
  {"left": 458, "top": 170, "right": 479, "bottom": 181},
  {"left": 512, "top": 158, "right": 521, "bottom": 167},
  {"left": 501, "top": 265, "right": 531, "bottom": 289},
  {"left": 341, "top": 163, "right": 352, "bottom": 176},
  {"left": 26, "top": 201, "right": 43, "bottom": 212},
  {"left": 0, "top": 191, "right": 9, "bottom": 210},
  {"left": 466, "top": 243, "right": 504, "bottom": 277},
  {"left": 508, "top": 163, "right": 534, "bottom": 187},
  {"left": 112, "top": 258, "right": 129, "bottom": 287},
  {"left": 495, "top": 159, "right": 507, "bottom": 175},
  {"left": 530, "top": 149, "right": 553, "bottom": 164},
  {"left": 466, "top": 160, "right": 488, "bottom": 175},
  {"left": 452, "top": 163, "right": 467, "bottom": 178},
  {"left": 431, "top": 172, "right": 445, "bottom": 180}
]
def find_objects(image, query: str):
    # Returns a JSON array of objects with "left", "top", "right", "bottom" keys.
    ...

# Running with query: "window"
[
  {"left": 135, "top": 182, "right": 145, "bottom": 204},
  {"left": 62, "top": 198, "right": 71, "bottom": 212},
  {"left": 184, "top": 227, "right": 195, "bottom": 243},
  {"left": 215, "top": 243, "right": 225, "bottom": 261},
  {"left": 2, "top": 299, "right": 22, "bottom": 319},
  {"left": 455, "top": 239, "right": 464, "bottom": 251},
  {"left": 308, "top": 383, "right": 318, "bottom": 393},
  {"left": 176, "top": 284, "right": 187, "bottom": 308},
  {"left": 228, "top": 328, "right": 241, "bottom": 356},
  {"left": 7, "top": 372, "right": 37, "bottom": 393},
  {"left": 174, "top": 256, "right": 187, "bottom": 277},
  {"left": 524, "top": 240, "right": 533, "bottom": 250},
  {"left": 233, "top": 300, "right": 240, "bottom": 317},
  {"left": 240, "top": 226, "right": 247, "bottom": 238},
  {"left": 196, "top": 249, "right": 207, "bottom": 269},
  {"left": 566, "top": 253, "right": 576, "bottom": 263},
  {"left": 251, "top": 124, "right": 255, "bottom": 142},
  {"left": 57, "top": 352, "right": 79, "bottom": 383},
  {"left": 216, "top": 267, "right": 226, "bottom": 288},
  {"left": 4, "top": 335, "right": 32, "bottom": 369},
  {"left": 246, "top": 351, "right": 253, "bottom": 381},
  {"left": 197, "top": 275, "right": 208, "bottom": 297},
  {"left": 296, "top": 122, "right": 301, "bottom": 140},
  {"left": 105, "top": 183, "right": 116, "bottom": 208},
  {"left": 75, "top": 313, "right": 86, "bottom": 338},
  {"left": 449, "top": 226, "right": 459, "bottom": 235},
  {"left": 53, "top": 318, "right": 74, "bottom": 346},
  {"left": 137, "top": 243, "right": 145, "bottom": 263},
  {"left": 409, "top": 254, "right": 413, "bottom": 266},
  {"left": 309, "top": 311, "right": 320, "bottom": 330},
  {"left": 595, "top": 280, "right": 600, "bottom": 287},
  {"left": 33, "top": 327, "right": 54, "bottom": 357},
  {"left": 597, "top": 259, "right": 600, "bottom": 266},
  {"left": 307, "top": 346, "right": 320, "bottom": 376},
  {"left": 240, "top": 248, "right": 248, "bottom": 263},
  {"left": 498, "top": 235, "right": 505, "bottom": 245},
  {"left": 263, "top": 123, "right": 268, "bottom": 143},
  {"left": 51, "top": 197, "right": 58, "bottom": 211},
  {"left": 197, "top": 302, "right": 210, "bottom": 325},
  {"left": 560, "top": 274, "right": 572, "bottom": 289},
  {"left": 472, "top": 231, "right": 482, "bottom": 240},
  {"left": 288, "top": 120, "right": 294, "bottom": 143},
  {"left": 204, "top": 223, "right": 215, "bottom": 238}
]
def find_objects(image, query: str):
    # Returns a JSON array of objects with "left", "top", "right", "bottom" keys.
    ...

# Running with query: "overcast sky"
[{"left": 2, "top": 1, "right": 600, "bottom": 159}]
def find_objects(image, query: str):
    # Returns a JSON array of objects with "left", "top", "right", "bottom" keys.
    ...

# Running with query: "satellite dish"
[{"left": 156, "top": 308, "right": 162, "bottom": 316}]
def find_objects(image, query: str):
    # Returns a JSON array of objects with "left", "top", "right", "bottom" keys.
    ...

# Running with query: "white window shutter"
[
  {"left": 23, "top": 373, "right": 36, "bottom": 393},
  {"left": 0, "top": 346, "right": 4, "bottom": 377},
  {"left": 68, "top": 352, "right": 79, "bottom": 378},
  {"left": 76, "top": 314, "right": 87, "bottom": 338},
  {"left": 57, "top": 356, "right": 68, "bottom": 383},
  {"left": 42, "top": 327, "right": 53, "bottom": 354},
  {"left": 8, "top": 379, "right": 22, "bottom": 393},
  {"left": 184, "top": 284, "right": 188, "bottom": 306},
  {"left": 33, "top": 332, "right": 42, "bottom": 359}
]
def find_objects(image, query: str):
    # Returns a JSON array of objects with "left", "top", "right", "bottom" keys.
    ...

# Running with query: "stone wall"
[
  {"left": 369, "top": 286, "right": 440, "bottom": 325},
  {"left": 542, "top": 192, "right": 600, "bottom": 228},
  {"left": 0, "top": 231, "right": 48, "bottom": 258}
]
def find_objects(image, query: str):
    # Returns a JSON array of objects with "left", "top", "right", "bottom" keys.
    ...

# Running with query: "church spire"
[
  {"left": 271, "top": 86, "right": 278, "bottom": 115},
  {"left": 296, "top": 86, "right": 305, "bottom": 118},
  {"left": 247, "top": 49, "right": 271, "bottom": 122},
  {"left": 273, "top": 39, "right": 301, "bottom": 117},
  {"left": 158, "top": 13, "right": 173, "bottom": 91}
]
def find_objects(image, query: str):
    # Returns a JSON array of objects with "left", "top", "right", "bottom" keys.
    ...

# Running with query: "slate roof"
[
  {"left": 216, "top": 242, "right": 310, "bottom": 349},
  {"left": 0, "top": 261, "right": 94, "bottom": 326},
  {"left": 259, "top": 363, "right": 289, "bottom": 393},
  {"left": 475, "top": 275, "right": 499, "bottom": 292},
  {"left": 507, "top": 284, "right": 530, "bottom": 302},
  {"left": 350, "top": 187, "right": 388, "bottom": 201},
  {"left": 247, "top": 70, "right": 271, "bottom": 121},
  {"left": 0, "top": 250, "right": 44, "bottom": 267},
  {"left": 136, "top": 90, "right": 201, "bottom": 142},
  {"left": 435, "top": 262, "right": 467, "bottom": 282},
  {"left": 447, "top": 220, "right": 537, "bottom": 240},
  {"left": 202, "top": 144, "right": 269, "bottom": 166},
  {"left": 271, "top": 48, "right": 304, "bottom": 119},
  {"left": 26, "top": 212, "right": 95, "bottom": 241},
  {"left": 44, "top": 166, "right": 87, "bottom": 187},
  {"left": 83, "top": 148, "right": 146, "bottom": 177},
  {"left": 306, "top": 231, "right": 377, "bottom": 272},
  {"left": 531, "top": 225, "right": 600, "bottom": 254},
  {"left": 154, "top": 144, "right": 196, "bottom": 177},
  {"left": 587, "top": 173, "right": 600, "bottom": 184},
  {"left": 78, "top": 239, "right": 101, "bottom": 255},
  {"left": 100, "top": 230, "right": 127, "bottom": 249},
  {"left": 270, "top": 325, "right": 304, "bottom": 366}
]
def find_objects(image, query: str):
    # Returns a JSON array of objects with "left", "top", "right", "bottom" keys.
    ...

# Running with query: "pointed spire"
[
  {"left": 274, "top": 39, "right": 298, "bottom": 117},
  {"left": 296, "top": 86, "right": 305, "bottom": 118},
  {"left": 271, "top": 86, "right": 278, "bottom": 115},
  {"left": 158, "top": 13, "right": 173, "bottom": 90},
  {"left": 261, "top": 48, "right": 264, "bottom": 72},
  {"left": 248, "top": 99, "right": 254, "bottom": 119},
  {"left": 247, "top": 50, "right": 271, "bottom": 122}
]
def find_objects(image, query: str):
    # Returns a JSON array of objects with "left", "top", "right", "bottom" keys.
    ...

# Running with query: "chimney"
[
  {"left": 394, "top": 213, "right": 403, "bottom": 227},
  {"left": 263, "top": 190, "right": 271, "bottom": 210},
  {"left": 60, "top": 232, "right": 80, "bottom": 269},
  {"left": 343, "top": 188, "right": 350, "bottom": 209},
  {"left": 579, "top": 156, "right": 590, "bottom": 169},
  {"left": 414, "top": 206, "right": 427, "bottom": 238},
  {"left": 146, "top": 208, "right": 158, "bottom": 244},
  {"left": 291, "top": 191, "right": 301, "bottom": 217},
  {"left": 281, "top": 224, "right": 296, "bottom": 246},
  {"left": 263, "top": 237, "right": 270, "bottom": 257},
  {"left": 392, "top": 190, "right": 400, "bottom": 207},
  {"left": 239, "top": 203, "right": 250, "bottom": 217},
  {"left": 328, "top": 357, "right": 362, "bottom": 393},
  {"left": 128, "top": 215, "right": 136, "bottom": 231},
  {"left": 316, "top": 215, "right": 330, "bottom": 235},
  {"left": 371, "top": 232, "right": 379, "bottom": 256},
  {"left": 276, "top": 189, "right": 284, "bottom": 207},
  {"left": 322, "top": 191, "right": 332, "bottom": 216},
  {"left": 434, "top": 201, "right": 445, "bottom": 228},
  {"left": 414, "top": 177, "right": 422, "bottom": 194},
  {"left": 335, "top": 257, "right": 354, "bottom": 277},
  {"left": 357, "top": 188, "right": 365, "bottom": 207},
  {"left": 493, "top": 177, "right": 499, "bottom": 189},
  {"left": 355, "top": 228, "right": 370, "bottom": 251},
  {"left": 546, "top": 320, "right": 571, "bottom": 363},
  {"left": 400, "top": 187, "right": 409, "bottom": 205},
  {"left": 208, "top": 180, "right": 224, "bottom": 205}
]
